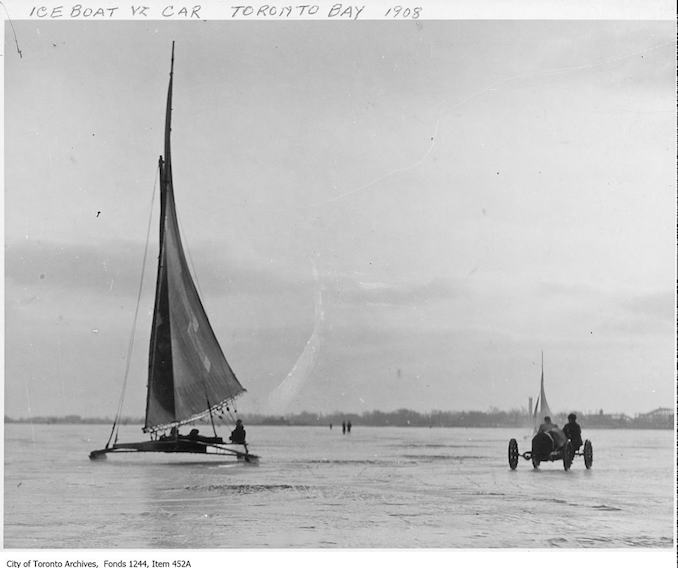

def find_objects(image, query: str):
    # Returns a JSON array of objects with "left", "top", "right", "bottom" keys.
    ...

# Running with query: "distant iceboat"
[
  {"left": 531, "top": 352, "right": 552, "bottom": 433},
  {"left": 90, "top": 43, "right": 257, "bottom": 462}
]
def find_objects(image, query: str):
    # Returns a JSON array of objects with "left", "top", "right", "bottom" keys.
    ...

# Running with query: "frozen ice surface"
[{"left": 3, "top": 424, "right": 674, "bottom": 548}]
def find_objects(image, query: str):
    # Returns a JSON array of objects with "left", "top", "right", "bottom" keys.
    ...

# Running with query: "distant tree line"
[
  {"left": 3, "top": 415, "right": 139, "bottom": 425},
  {"left": 241, "top": 408, "right": 673, "bottom": 429},
  {"left": 7, "top": 407, "right": 670, "bottom": 429}
]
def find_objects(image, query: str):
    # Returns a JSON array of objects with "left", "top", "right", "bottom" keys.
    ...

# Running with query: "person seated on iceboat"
[
  {"left": 159, "top": 425, "right": 179, "bottom": 441},
  {"left": 563, "top": 413, "right": 583, "bottom": 452},
  {"left": 536, "top": 416, "right": 567, "bottom": 450},
  {"left": 178, "top": 428, "right": 224, "bottom": 444},
  {"left": 229, "top": 419, "right": 246, "bottom": 444}
]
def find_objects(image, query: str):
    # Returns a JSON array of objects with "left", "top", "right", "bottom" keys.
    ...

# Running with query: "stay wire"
[
  {"left": 217, "top": 400, "right": 239, "bottom": 427},
  {"left": 105, "top": 169, "right": 159, "bottom": 448}
]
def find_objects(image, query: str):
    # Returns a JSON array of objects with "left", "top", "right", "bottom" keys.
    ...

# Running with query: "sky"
[{"left": 3, "top": 19, "right": 676, "bottom": 419}]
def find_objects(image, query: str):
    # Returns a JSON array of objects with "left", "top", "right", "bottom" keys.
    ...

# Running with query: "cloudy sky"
[{"left": 4, "top": 19, "right": 675, "bottom": 419}]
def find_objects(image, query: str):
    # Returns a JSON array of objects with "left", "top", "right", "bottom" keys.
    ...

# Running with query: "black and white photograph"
[{"left": 2, "top": 0, "right": 676, "bottom": 561}]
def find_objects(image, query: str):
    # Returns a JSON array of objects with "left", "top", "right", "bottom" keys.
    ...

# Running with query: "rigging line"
[
  {"left": 205, "top": 394, "right": 219, "bottom": 438},
  {"left": 224, "top": 402, "right": 239, "bottom": 426},
  {"left": 105, "top": 169, "right": 159, "bottom": 448}
]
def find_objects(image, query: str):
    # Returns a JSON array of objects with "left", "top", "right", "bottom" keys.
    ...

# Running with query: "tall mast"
[
  {"left": 159, "top": 41, "right": 175, "bottom": 241},
  {"left": 163, "top": 41, "right": 175, "bottom": 183},
  {"left": 145, "top": 42, "right": 177, "bottom": 432}
]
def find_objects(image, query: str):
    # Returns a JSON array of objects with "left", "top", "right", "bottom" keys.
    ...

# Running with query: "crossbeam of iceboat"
[{"left": 89, "top": 438, "right": 258, "bottom": 462}]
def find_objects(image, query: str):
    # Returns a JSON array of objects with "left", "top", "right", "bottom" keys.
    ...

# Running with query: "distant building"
[{"left": 635, "top": 407, "right": 673, "bottom": 428}]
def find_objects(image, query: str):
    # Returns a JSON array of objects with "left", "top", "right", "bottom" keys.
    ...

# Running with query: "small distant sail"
[
  {"left": 532, "top": 353, "right": 552, "bottom": 432},
  {"left": 267, "top": 262, "right": 324, "bottom": 414}
]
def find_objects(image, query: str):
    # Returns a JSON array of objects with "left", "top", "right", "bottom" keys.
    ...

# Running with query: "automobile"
[{"left": 508, "top": 431, "right": 593, "bottom": 471}]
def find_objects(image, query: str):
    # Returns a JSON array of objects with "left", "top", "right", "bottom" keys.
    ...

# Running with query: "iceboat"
[{"left": 90, "top": 43, "right": 257, "bottom": 463}]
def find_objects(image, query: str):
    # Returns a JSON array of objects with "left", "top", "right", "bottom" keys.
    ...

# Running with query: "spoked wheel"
[
  {"left": 562, "top": 440, "right": 573, "bottom": 471},
  {"left": 567, "top": 440, "right": 576, "bottom": 462},
  {"left": 583, "top": 439, "right": 593, "bottom": 469},
  {"left": 508, "top": 438, "right": 519, "bottom": 470}
]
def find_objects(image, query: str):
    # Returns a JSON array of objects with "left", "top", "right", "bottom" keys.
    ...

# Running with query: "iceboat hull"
[{"left": 89, "top": 439, "right": 258, "bottom": 462}]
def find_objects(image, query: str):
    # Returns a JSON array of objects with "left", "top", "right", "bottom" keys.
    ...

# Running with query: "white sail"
[{"left": 532, "top": 353, "right": 552, "bottom": 432}]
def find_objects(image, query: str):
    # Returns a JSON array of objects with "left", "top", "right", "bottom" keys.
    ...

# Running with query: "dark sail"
[{"left": 144, "top": 43, "right": 245, "bottom": 432}]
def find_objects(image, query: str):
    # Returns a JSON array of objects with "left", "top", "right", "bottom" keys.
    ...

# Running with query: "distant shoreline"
[
  {"left": 4, "top": 407, "right": 672, "bottom": 430},
  {"left": 3, "top": 421, "right": 671, "bottom": 430}
]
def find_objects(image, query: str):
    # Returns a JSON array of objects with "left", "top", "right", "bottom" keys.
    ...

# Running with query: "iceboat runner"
[{"left": 90, "top": 43, "right": 258, "bottom": 463}]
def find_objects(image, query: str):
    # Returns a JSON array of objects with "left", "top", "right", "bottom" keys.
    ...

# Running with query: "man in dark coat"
[
  {"left": 563, "top": 413, "right": 583, "bottom": 452},
  {"left": 229, "top": 419, "right": 246, "bottom": 444}
]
